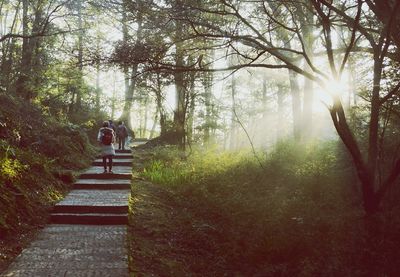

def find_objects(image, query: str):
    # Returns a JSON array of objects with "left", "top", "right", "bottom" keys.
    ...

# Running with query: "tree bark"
[
  {"left": 289, "top": 70, "right": 302, "bottom": 141},
  {"left": 229, "top": 73, "right": 237, "bottom": 150},
  {"left": 277, "top": 84, "right": 284, "bottom": 142},
  {"left": 301, "top": 7, "right": 314, "bottom": 140},
  {"left": 202, "top": 49, "right": 214, "bottom": 144},
  {"left": 173, "top": 23, "right": 187, "bottom": 148},
  {"left": 76, "top": 0, "right": 83, "bottom": 109},
  {"left": 119, "top": 0, "right": 143, "bottom": 129},
  {"left": 16, "top": 0, "right": 30, "bottom": 99},
  {"left": 368, "top": 51, "right": 383, "bottom": 188}
]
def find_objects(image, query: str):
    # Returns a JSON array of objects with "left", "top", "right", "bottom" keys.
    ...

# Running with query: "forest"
[{"left": 1, "top": 0, "right": 400, "bottom": 275}]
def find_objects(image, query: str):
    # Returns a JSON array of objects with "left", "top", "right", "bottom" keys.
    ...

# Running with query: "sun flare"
[{"left": 313, "top": 77, "right": 349, "bottom": 113}]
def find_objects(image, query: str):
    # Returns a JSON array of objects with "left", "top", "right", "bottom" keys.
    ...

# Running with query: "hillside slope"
[{"left": 0, "top": 94, "right": 97, "bottom": 271}]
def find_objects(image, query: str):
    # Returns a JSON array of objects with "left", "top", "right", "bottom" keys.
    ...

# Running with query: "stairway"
[
  {"left": 50, "top": 149, "right": 132, "bottom": 225},
  {"left": 1, "top": 147, "right": 134, "bottom": 277}
]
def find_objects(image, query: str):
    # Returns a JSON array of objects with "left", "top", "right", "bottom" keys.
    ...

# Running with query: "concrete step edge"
[
  {"left": 79, "top": 173, "right": 132, "bottom": 180},
  {"left": 73, "top": 184, "right": 131, "bottom": 190},
  {"left": 96, "top": 155, "right": 133, "bottom": 159},
  {"left": 92, "top": 162, "right": 132, "bottom": 166},
  {"left": 50, "top": 213, "right": 128, "bottom": 225},
  {"left": 53, "top": 205, "right": 128, "bottom": 214}
]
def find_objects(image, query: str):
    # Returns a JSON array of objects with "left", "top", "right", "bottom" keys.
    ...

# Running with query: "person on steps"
[
  {"left": 97, "top": 121, "right": 116, "bottom": 174},
  {"left": 116, "top": 121, "right": 128, "bottom": 150},
  {"left": 108, "top": 119, "right": 116, "bottom": 133}
]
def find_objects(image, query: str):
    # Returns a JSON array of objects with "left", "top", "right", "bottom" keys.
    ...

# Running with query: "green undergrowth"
[
  {"left": 0, "top": 94, "right": 97, "bottom": 268},
  {"left": 141, "top": 141, "right": 400, "bottom": 276}
]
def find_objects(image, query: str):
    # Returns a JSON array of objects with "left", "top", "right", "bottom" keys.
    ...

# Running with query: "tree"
[{"left": 137, "top": 0, "right": 400, "bottom": 214}]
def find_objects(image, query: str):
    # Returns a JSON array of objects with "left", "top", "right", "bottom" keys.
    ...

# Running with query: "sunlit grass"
[
  {"left": 142, "top": 146, "right": 258, "bottom": 188},
  {"left": 138, "top": 140, "right": 400, "bottom": 275}
]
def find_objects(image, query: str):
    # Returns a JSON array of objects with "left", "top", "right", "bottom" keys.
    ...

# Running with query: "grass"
[{"left": 140, "top": 140, "right": 400, "bottom": 276}]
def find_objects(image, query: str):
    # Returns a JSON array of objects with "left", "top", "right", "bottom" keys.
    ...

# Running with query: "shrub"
[{"left": 0, "top": 94, "right": 96, "bottom": 238}]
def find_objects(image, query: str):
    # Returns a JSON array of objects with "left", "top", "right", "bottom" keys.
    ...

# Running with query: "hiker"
[
  {"left": 108, "top": 119, "right": 116, "bottom": 133},
  {"left": 116, "top": 121, "right": 128, "bottom": 150},
  {"left": 97, "top": 121, "right": 116, "bottom": 173}
]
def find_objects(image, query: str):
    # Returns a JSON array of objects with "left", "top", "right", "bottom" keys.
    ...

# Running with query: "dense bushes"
[
  {"left": 0, "top": 94, "right": 96, "bottom": 239},
  {"left": 141, "top": 141, "right": 400, "bottom": 275}
]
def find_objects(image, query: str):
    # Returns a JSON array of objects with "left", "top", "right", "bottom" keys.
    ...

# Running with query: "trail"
[
  {"left": 2, "top": 144, "right": 224, "bottom": 276},
  {"left": 1, "top": 147, "right": 134, "bottom": 276}
]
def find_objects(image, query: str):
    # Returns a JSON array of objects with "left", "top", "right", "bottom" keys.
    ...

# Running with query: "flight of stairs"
[{"left": 50, "top": 149, "right": 133, "bottom": 225}]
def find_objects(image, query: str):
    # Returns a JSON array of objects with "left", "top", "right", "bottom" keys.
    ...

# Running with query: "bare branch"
[
  {"left": 339, "top": 0, "right": 362, "bottom": 76},
  {"left": 379, "top": 81, "right": 400, "bottom": 105}
]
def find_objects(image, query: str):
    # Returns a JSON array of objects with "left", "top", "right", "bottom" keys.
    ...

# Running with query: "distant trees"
[
  {"left": 111, "top": 0, "right": 400, "bottom": 214},
  {"left": 1, "top": 0, "right": 64, "bottom": 99},
  {"left": 0, "top": 0, "right": 109, "bottom": 124},
  {"left": 181, "top": 0, "right": 400, "bottom": 214},
  {"left": 2, "top": 0, "right": 400, "bottom": 214}
]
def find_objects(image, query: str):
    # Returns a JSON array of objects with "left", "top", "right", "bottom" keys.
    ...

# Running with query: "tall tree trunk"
[
  {"left": 139, "top": 102, "right": 144, "bottom": 137},
  {"left": 301, "top": 4, "right": 314, "bottom": 140},
  {"left": 143, "top": 96, "right": 149, "bottom": 138},
  {"left": 277, "top": 85, "right": 284, "bottom": 142},
  {"left": 76, "top": 0, "right": 83, "bottom": 109},
  {"left": 187, "top": 77, "right": 196, "bottom": 143},
  {"left": 229, "top": 73, "right": 237, "bottom": 150},
  {"left": 69, "top": 88, "right": 76, "bottom": 115},
  {"left": 173, "top": 25, "right": 186, "bottom": 148},
  {"left": 368, "top": 52, "right": 383, "bottom": 189},
  {"left": 16, "top": 0, "right": 30, "bottom": 99},
  {"left": 119, "top": 0, "right": 131, "bottom": 124},
  {"left": 1, "top": 1, "right": 20, "bottom": 91},
  {"left": 262, "top": 75, "right": 268, "bottom": 119},
  {"left": 289, "top": 70, "right": 302, "bottom": 141},
  {"left": 149, "top": 105, "right": 159, "bottom": 139},
  {"left": 95, "top": 17, "right": 101, "bottom": 114},
  {"left": 111, "top": 71, "right": 117, "bottom": 119},
  {"left": 95, "top": 62, "right": 101, "bottom": 114},
  {"left": 119, "top": 0, "right": 143, "bottom": 129},
  {"left": 202, "top": 49, "right": 214, "bottom": 144},
  {"left": 153, "top": 73, "right": 167, "bottom": 137}
]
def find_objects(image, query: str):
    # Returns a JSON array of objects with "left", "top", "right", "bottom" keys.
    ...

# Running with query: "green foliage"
[
  {"left": 143, "top": 145, "right": 253, "bottom": 188},
  {"left": 140, "top": 141, "right": 400, "bottom": 275},
  {"left": 0, "top": 94, "right": 96, "bottom": 239},
  {"left": 0, "top": 143, "right": 25, "bottom": 181}
]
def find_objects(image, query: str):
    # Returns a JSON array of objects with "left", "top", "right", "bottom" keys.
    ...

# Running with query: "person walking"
[
  {"left": 108, "top": 119, "right": 116, "bottom": 133},
  {"left": 116, "top": 121, "right": 128, "bottom": 150},
  {"left": 97, "top": 121, "right": 116, "bottom": 173}
]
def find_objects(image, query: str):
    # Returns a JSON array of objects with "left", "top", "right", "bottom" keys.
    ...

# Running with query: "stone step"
[
  {"left": 96, "top": 153, "right": 133, "bottom": 159},
  {"left": 79, "top": 166, "right": 132, "bottom": 180},
  {"left": 94, "top": 158, "right": 133, "bottom": 163},
  {"left": 92, "top": 161, "right": 132, "bottom": 166},
  {"left": 115, "top": 149, "right": 131, "bottom": 154},
  {"left": 79, "top": 173, "right": 132, "bottom": 180},
  {"left": 54, "top": 190, "right": 130, "bottom": 210},
  {"left": 53, "top": 205, "right": 128, "bottom": 214},
  {"left": 1, "top": 225, "right": 129, "bottom": 276},
  {"left": 73, "top": 179, "right": 131, "bottom": 190},
  {"left": 50, "top": 213, "right": 128, "bottom": 225}
]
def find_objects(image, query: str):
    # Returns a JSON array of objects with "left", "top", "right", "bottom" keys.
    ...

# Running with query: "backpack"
[
  {"left": 117, "top": 125, "right": 128, "bottom": 138},
  {"left": 101, "top": 128, "right": 113, "bottom": 145}
]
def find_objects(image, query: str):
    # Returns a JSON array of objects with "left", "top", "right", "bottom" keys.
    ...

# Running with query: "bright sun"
[{"left": 313, "top": 77, "right": 349, "bottom": 113}]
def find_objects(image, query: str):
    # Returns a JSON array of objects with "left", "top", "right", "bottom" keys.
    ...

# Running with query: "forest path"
[{"left": 1, "top": 147, "right": 136, "bottom": 277}]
